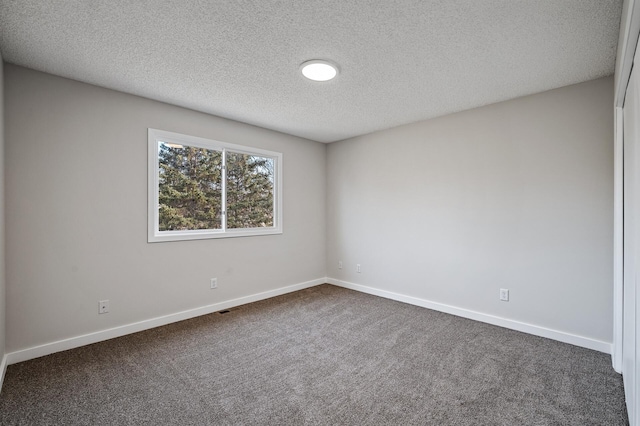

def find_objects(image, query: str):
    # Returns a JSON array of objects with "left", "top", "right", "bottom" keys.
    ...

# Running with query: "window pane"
[
  {"left": 158, "top": 142, "right": 222, "bottom": 231},
  {"left": 226, "top": 152, "right": 274, "bottom": 229}
]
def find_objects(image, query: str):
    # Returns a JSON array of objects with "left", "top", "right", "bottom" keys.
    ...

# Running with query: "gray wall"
[
  {"left": 5, "top": 65, "right": 326, "bottom": 353},
  {"left": 327, "top": 77, "right": 614, "bottom": 343},
  {"left": 3, "top": 64, "right": 616, "bottom": 354}
]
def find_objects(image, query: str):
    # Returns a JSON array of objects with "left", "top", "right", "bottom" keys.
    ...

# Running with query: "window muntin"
[{"left": 148, "top": 129, "right": 282, "bottom": 242}]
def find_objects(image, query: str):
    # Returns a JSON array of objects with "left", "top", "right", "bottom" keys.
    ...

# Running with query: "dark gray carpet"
[{"left": 0, "top": 284, "right": 628, "bottom": 425}]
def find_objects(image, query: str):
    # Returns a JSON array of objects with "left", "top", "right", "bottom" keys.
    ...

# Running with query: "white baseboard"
[
  {"left": 6, "top": 278, "right": 326, "bottom": 365},
  {"left": 4, "top": 276, "right": 613, "bottom": 368},
  {"left": 327, "top": 278, "right": 612, "bottom": 354}
]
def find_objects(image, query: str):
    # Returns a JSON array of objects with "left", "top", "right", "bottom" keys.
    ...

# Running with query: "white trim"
[
  {"left": 222, "top": 149, "right": 227, "bottom": 233},
  {"left": 5, "top": 278, "right": 325, "bottom": 365},
  {"left": 0, "top": 354, "right": 7, "bottom": 391},
  {"left": 614, "top": 106, "right": 625, "bottom": 373},
  {"left": 147, "top": 128, "right": 283, "bottom": 243},
  {"left": 615, "top": 4, "right": 640, "bottom": 424},
  {"left": 327, "top": 278, "right": 612, "bottom": 354},
  {"left": 3, "top": 277, "right": 616, "bottom": 370}
]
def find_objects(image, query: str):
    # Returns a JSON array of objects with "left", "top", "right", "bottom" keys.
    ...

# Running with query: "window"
[{"left": 148, "top": 129, "right": 282, "bottom": 242}]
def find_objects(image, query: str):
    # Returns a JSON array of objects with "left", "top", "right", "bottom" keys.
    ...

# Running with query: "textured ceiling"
[{"left": 0, "top": 1, "right": 623, "bottom": 143}]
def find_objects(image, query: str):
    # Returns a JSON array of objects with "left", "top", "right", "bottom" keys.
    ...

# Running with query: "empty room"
[{"left": 0, "top": 0, "right": 639, "bottom": 425}]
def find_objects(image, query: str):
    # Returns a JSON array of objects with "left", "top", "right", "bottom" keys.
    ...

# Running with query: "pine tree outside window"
[{"left": 148, "top": 129, "right": 282, "bottom": 242}]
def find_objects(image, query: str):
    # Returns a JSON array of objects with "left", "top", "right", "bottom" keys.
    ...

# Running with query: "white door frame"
[
  {"left": 613, "top": 0, "right": 640, "bottom": 374},
  {"left": 614, "top": 105, "right": 623, "bottom": 373},
  {"left": 614, "top": 2, "right": 640, "bottom": 425}
]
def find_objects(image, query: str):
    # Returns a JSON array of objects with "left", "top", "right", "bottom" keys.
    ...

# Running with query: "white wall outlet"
[
  {"left": 500, "top": 288, "right": 509, "bottom": 301},
  {"left": 356, "top": 264, "right": 361, "bottom": 273},
  {"left": 99, "top": 300, "right": 109, "bottom": 314},
  {"left": 210, "top": 278, "right": 218, "bottom": 289},
  {"left": 338, "top": 261, "right": 343, "bottom": 269}
]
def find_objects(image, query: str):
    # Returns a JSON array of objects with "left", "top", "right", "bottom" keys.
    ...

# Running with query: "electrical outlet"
[
  {"left": 99, "top": 300, "right": 110, "bottom": 314},
  {"left": 357, "top": 264, "right": 361, "bottom": 273},
  {"left": 338, "top": 261, "right": 343, "bottom": 269},
  {"left": 500, "top": 289, "right": 509, "bottom": 302},
  {"left": 210, "top": 278, "right": 218, "bottom": 289}
]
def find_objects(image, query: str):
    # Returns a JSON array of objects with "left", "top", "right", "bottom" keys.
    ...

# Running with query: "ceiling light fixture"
[{"left": 300, "top": 60, "right": 339, "bottom": 82}]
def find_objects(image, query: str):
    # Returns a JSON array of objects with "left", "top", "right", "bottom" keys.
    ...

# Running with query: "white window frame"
[{"left": 148, "top": 128, "right": 283, "bottom": 242}]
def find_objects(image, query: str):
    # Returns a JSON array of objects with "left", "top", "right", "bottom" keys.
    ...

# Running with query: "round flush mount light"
[{"left": 300, "top": 60, "right": 339, "bottom": 82}]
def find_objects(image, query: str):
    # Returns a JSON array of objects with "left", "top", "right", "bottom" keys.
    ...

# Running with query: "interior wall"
[
  {"left": 327, "top": 77, "right": 614, "bottom": 344},
  {"left": 4, "top": 65, "right": 326, "bottom": 353}
]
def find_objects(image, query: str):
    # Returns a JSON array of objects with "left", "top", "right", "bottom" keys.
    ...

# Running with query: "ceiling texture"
[{"left": 0, "top": 0, "right": 623, "bottom": 143}]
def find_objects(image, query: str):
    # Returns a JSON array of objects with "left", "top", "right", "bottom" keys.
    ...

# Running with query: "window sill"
[{"left": 148, "top": 227, "right": 283, "bottom": 243}]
